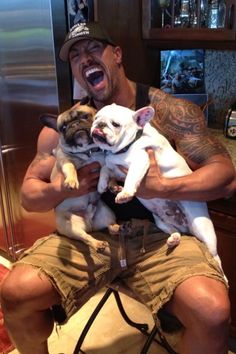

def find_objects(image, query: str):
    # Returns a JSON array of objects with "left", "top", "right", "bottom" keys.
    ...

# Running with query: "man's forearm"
[
  {"left": 161, "top": 161, "right": 236, "bottom": 201},
  {"left": 137, "top": 154, "right": 236, "bottom": 201}
]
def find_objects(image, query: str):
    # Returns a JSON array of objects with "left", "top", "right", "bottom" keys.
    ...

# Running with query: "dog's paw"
[
  {"left": 115, "top": 190, "right": 134, "bottom": 204},
  {"left": 109, "top": 184, "right": 123, "bottom": 195},
  {"left": 95, "top": 240, "right": 109, "bottom": 253},
  {"left": 108, "top": 223, "right": 120, "bottom": 235},
  {"left": 167, "top": 232, "right": 181, "bottom": 248},
  {"left": 97, "top": 180, "right": 108, "bottom": 194},
  {"left": 64, "top": 177, "right": 79, "bottom": 190}
]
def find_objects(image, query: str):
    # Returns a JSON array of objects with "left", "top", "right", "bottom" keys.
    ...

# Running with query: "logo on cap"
[{"left": 69, "top": 23, "right": 89, "bottom": 40}]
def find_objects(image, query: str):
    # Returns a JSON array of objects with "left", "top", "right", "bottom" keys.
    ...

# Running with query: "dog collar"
[
  {"left": 69, "top": 146, "right": 101, "bottom": 157},
  {"left": 84, "top": 147, "right": 101, "bottom": 157},
  {"left": 114, "top": 130, "right": 143, "bottom": 155}
]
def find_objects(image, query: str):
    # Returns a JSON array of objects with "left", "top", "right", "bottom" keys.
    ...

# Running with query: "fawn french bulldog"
[
  {"left": 91, "top": 103, "right": 224, "bottom": 272},
  {"left": 40, "top": 104, "right": 115, "bottom": 252}
]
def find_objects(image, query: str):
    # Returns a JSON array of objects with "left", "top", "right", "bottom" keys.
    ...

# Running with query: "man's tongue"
[{"left": 86, "top": 69, "right": 105, "bottom": 90}]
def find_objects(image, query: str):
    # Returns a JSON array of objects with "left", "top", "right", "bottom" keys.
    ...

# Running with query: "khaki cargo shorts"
[{"left": 15, "top": 226, "right": 227, "bottom": 324}]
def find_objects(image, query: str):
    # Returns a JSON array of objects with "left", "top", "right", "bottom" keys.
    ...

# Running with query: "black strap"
[{"left": 135, "top": 83, "right": 151, "bottom": 109}]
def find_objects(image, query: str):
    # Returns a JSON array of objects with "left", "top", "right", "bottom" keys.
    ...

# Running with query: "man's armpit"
[{"left": 177, "top": 135, "right": 230, "bottom": 166}]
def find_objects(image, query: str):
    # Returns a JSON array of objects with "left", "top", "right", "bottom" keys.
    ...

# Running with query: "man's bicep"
[
  {"left": 23, "top": 126, "right": 59, "bottom": 182},
  {"left": 23, "top": 152, "right": 56, "bottom": 183},
  {"left": 176, "top": 133, "right": 231, "bottom": 170}
]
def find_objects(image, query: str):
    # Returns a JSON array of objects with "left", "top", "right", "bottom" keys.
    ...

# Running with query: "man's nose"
[{"left": 79, "top": 49, "right": 94, "bottom": 66}]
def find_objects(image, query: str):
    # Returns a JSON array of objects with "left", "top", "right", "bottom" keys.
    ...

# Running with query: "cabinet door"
[
  {"left": 142, "top": 0, "right": 236, "bottom": 42},
  {"left": 210, "top": 210, "right": 236, "bottom": 337}
]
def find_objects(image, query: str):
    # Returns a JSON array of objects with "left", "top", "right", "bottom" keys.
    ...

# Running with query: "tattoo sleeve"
[
  {"left": 150, "top": 90, "right": 230, "bottom": 166},
  {"left": 177, "top": 134, "right": 230, "bottom": 165}
]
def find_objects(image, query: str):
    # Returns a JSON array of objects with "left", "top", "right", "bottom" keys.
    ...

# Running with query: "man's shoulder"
[
  {"left": 148, "top": 86, "right": 183, "bottom": 106},
  {"left": 38, "top": 126, "right": 59, "bottom": 155}
]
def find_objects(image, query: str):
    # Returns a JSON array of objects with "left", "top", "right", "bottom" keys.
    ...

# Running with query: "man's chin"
[
  {"left": 90, "top": 89, "right": 111, "bottom": 103},
  {"left": 85, "top": 80, "right": 111, "bottom": 101}
]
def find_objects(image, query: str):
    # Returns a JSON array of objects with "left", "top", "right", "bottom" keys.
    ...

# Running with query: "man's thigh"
[{"left": 121, "top": 234, "right": 227, "bottom": 320}]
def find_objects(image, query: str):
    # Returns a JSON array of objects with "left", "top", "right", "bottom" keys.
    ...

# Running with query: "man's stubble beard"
[{"left": 88, "top": 75, "right": 118, "bottom": 105}]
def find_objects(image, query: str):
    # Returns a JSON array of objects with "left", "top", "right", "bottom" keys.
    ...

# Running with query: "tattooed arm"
[
  {"left": 20, "top": 126, "right": 101, "bottom": 212},
  {"left": 137, "top": 90, "right": 236, "bottom": 201}
]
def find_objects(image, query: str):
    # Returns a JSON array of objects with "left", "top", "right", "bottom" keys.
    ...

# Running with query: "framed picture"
[
  {"left": 67, "top": 0, "right": 96, "bottom": 100},
  {"left": 160, "top": 49, "right": 205, "bottom": 94},
  {"left": 67, "top": 0, "right": 95, "bottom": 27}
]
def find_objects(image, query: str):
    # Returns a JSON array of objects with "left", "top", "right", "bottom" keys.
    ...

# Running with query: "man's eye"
[
  {"left": 90, "top": 45, "right": 99, "bottom": 50},
  {"left": 70, "top": 54, "right": 80, "bottom": 62},
  {"left": 88, "top": 43, "right": 105, "bottom": 53},
  {"left": 112, "top": 121, "right": 120, "bottom": 128}
]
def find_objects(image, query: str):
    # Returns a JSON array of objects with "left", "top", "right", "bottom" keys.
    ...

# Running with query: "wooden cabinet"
[
  {"left": 208, "top": 195, "right": 236, "bottom": 336},
  {"left": 142, "top": 0, "right": 236, "bottom": 48}
]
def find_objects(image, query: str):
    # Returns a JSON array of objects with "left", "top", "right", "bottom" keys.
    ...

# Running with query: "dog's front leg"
[
  {"left": 62, "top": 161, "right": 79, "bottom": 189},
  {"left": 115, "top": 150, "right": 149, "bottom": 204},
  {"left": 97, "top": 165, "right": 111, "bottom": 193},
  {"left": 56, "top": 148, "right": 79, "bottom": 189}
]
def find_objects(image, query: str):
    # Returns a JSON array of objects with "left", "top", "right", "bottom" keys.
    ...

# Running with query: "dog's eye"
[
  {"left": 80, "top": 113, "right": 89, "bottom": 120},
  {"left": 60, "top": 124, "right": 66, "bottom": 133},
  {"left": 112, "top": 121, "right": 120, "bottom": 128}
]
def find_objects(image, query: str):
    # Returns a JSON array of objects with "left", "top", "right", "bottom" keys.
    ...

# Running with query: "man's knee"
[
  {"left": 168, "top": 276, "right": 230, "bottom": 331},
  {"left": 201, "top": 293, "right": 231, "bottom": 331},
  {"left": 1, "top": 265, "right": 58, "bottom": 317},
  {"left": 1, "top": 267, "right": 34, "bottom": 314}
]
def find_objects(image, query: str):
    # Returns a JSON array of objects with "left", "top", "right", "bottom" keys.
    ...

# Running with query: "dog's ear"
[
  {"left": 133, "top": 106, "right": 155, "bottom": 128},
  {"left": 39, "top": 114, "right": 58, "bottom": 131}
]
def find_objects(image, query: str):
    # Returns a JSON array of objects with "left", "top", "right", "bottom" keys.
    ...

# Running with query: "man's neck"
[{"left": 94, "top": 80, "right": 136, "bottom": 110}]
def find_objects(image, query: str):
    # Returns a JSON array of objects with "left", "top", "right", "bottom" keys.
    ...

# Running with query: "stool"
[{"left": 73, "top": 279, "right": 178, "bottom": 354}]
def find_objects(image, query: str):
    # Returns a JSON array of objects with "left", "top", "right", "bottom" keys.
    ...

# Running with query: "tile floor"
[{"left": 1, "top": 256, "right": 236, "bottom": 354}]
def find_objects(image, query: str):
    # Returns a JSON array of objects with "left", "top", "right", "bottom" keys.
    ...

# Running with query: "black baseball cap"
[{"left": 59, "top": 22, "right": 116, "bottom": 61}]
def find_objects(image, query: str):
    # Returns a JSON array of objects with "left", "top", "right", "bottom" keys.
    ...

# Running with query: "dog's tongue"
[
  {"left": 92, "top": 128, "right": 105, "bottom": 137},
  {"left": 92, "top": 128, "right": 107, "bottom": 143}
]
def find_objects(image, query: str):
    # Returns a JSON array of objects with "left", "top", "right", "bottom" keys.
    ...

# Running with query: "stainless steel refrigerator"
[{"left": 0, "top": 0, "right": 72, "bottom": 260}]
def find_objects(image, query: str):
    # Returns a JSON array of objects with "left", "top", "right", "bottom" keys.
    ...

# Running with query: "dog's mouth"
[
  {"left": 74, "top": 129, "right": 93, "bottom": 146},
  {"left": 65, "top": 128, "right": 92, "bottom": 147},
  {"left": 91, "top": 129, "right": 108, "bottom": 144},
  {"left": 85, "top": 67, "right": 104, "bottom": 87}
]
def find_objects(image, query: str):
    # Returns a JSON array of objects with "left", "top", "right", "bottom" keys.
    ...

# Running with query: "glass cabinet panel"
[
  {"left": 150, "top": 0, "right": 228, "bottom": 29},
  {"left": 142, "top": 0, "right": 236, "bottom": 42}
]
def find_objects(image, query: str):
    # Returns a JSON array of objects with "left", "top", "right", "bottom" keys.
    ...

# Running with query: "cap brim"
[
  {"left": 59, "top": 36, "right": 116, "bottom": 62},
  {"left": 59, "top": 37, "right": 85, "bottom": 62}
]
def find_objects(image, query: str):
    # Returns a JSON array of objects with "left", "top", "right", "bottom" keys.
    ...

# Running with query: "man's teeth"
[{"left": 85, "top": 67, "right": 100, "bottom": 78}]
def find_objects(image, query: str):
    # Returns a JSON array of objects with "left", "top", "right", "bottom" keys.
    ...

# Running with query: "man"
[{"left": 1, "top": 22, "right": 235, "bottom": 354}]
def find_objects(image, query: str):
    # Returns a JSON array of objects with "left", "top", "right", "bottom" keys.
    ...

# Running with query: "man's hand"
[
  {"left": 136, "top": 149, "right": 170, "bottom": 199},
  {"left": 52, "top": 162, "right": 101, "bottom": 198}
]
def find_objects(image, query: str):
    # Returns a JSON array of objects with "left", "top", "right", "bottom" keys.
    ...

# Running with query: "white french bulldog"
[
  {"left": 91, "top": 103, "right": 224, "bottom": 271},
  {"left": 40, "top": 104, "right": 116, "bottom": 252}
]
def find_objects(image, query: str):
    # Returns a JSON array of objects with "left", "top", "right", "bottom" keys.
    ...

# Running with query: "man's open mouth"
[{"left": 85, "top": 67, "right": 104, "bottom": 87}]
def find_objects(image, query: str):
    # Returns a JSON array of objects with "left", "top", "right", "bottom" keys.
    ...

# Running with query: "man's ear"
[
  {"left": 133, "top": 106, "right": 155, "bottom": 128},
  {"left": 113, "top": 46, "right": 122, "bottom": 65},
  {"left": 39, "top": 114, "right": 58, "bottom": 131}
]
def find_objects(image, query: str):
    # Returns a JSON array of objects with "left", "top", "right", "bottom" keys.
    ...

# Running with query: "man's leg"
[
  {"left": 0, "top": 265, "right": 61, "bottom": 354},
  {"left": 166, "top": 276, "right": 230, "bottom": 354}
]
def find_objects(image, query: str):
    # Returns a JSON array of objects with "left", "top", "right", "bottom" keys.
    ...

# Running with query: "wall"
[
  {"left": 97, "top": 0, "right": 236, "bottom": 129},
  {"left": 205, "top": 50, "right": 236, "bottom": 128},
  {"left": 96, "top": 0, "right": 159, "bottom": 85}
]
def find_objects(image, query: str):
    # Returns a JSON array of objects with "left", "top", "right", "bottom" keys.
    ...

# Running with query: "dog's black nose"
[{"left": 98, "top": 121, "right": 106, "bottom": 129}]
